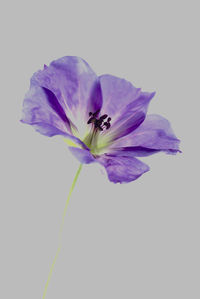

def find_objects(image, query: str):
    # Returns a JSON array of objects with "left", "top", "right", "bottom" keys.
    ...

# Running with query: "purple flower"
[{"left": 21, "top": 56, "right": 180, "bottom": 183}]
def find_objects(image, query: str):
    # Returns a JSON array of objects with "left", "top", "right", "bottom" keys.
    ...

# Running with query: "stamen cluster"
[{"left": 87, "top": 110, "right": 111, "bottom": 131}]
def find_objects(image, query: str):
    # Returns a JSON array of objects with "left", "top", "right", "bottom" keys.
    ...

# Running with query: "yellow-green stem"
[{"left": 42, "top": 164, "right": 83, "bottom": 299}]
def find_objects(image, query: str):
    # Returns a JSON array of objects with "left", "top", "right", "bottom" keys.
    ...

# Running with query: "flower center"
[{"left": 83, "top": 110, "right": 112, "bottom": 153}]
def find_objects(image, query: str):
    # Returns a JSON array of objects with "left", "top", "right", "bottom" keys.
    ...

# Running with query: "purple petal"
[
  {"left": 42, "top": 87, "right": 71, "bottom": 127},
  {"left": 113, "top": 114, "right": 180, "bottom": 153},
  {"left": 68, "top": 147, "right": 96, "bottom": 164},
  {"left": 98, "top": 154, "right": 150, "bottom": 183},
  {"left": 108, "top": 146, "right": 160, "bottom": 157},
  {"left": 115, "top": 91, "right": 155, "bottom": 121},
  {"left": 99, "top": 74, "right": 141, "bottom": 118},
  {"left": 32, "top": 56, "right": 102, "bottom": 124},
  {"left": 99, "top": 74, "right": 155, "bottom": 141},
  {"left": 21, "top": 85, "right": 86, "bottom": 147},
  {"left": 105, "top": 111, "right": 146, "bottom": 142},
  {"left": 21, "top": 84, "right": 71, "bottom": 132}
]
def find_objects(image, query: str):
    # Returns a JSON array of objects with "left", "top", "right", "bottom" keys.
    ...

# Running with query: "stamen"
[
  {"left": 99, "top": 114, "right": 108, "bottom": 120},
  {"left": 103, "top": 122, "right": 111, "bottom": 129},
  {"left": 87, "top": 111, "right": 111, "bottom": 131},
  {"left": 87, "top": 116, "right": 96, "bottom": 124}
]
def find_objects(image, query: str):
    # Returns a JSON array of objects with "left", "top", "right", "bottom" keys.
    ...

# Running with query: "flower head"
[{"left": 21, "top": 56, "right": 180, "bottom": 183}]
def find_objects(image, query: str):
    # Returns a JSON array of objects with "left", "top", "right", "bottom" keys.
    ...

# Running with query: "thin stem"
[{"left": 42, "top": 164, "right": 83, "bottom": 299}]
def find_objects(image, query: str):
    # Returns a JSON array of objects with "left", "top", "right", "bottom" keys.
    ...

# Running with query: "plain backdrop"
[{"left": 1, "top": 0, "right": 199, "bottom": 298}]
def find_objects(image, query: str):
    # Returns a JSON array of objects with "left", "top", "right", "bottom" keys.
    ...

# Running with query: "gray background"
[{"left": 1, "top": 0, "right": 199, "bottom": 298}]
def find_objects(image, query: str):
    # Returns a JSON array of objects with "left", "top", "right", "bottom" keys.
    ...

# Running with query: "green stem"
[{"left": 42, "top": 164, "right": 83, "bottom": 299}]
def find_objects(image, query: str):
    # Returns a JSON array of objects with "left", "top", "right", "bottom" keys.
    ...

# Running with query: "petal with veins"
[{"left": 98, "top": 154, "right": 150, "bottom": 183}]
